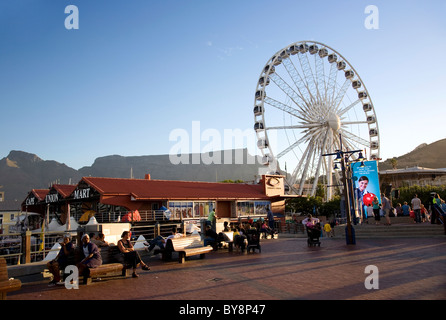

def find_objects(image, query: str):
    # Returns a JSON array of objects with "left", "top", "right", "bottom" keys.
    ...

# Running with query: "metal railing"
[
  {"left": 0, "top": 221, "right": 186, "bottom": 265},
  {"left": 0, "top": 233, "right": 22, "bottom": 265}
]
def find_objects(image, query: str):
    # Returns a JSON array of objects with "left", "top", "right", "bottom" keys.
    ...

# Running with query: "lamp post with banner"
[{"left": 323, "top": 133, "right": 365, "bottom": 245}]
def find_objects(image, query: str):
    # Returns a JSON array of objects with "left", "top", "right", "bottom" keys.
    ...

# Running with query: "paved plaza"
[{"left": 7, "top": 235, "right": 446, "bottom": 302}]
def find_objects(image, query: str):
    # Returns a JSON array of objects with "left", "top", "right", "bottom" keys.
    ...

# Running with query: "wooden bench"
[
  {"left": 0, "top": 257, "right": 22, "bottom": 300},
  {"left": 161, "top": 235, "right": 213, "bottom": 263},
  {"left": 44, "top": 245, "right": 133, "bottom": 285},
  {"left": 84, "top": 262, "right": 131, "bottom": 285},
  {"left": 82, "top": 245, "right": 132, "bottom": 285}
]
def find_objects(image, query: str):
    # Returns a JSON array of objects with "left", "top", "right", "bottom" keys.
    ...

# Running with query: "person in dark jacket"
[
  {"left": 47, "top": 234, "right": 75, "bottom": 286},
  {"left": 204, "top": 225, "right": 218, "bottom": 250},
  {"left": 77, "top": 234, "right": 102, "bottom": 283}
]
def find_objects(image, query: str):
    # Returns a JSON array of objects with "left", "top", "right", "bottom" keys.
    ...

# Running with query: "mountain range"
[
  {"left": 378, "top": 138, "right": 446, "bottom": 170},
  {"left": 0, "top": 149, "right": 264, "bottom": 210},
  {"left": 1, "top": 139, "right": 445, "bottom": 210}
]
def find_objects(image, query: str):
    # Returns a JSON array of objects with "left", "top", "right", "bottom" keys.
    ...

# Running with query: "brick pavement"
[{"left": 7, "top": 236, "right": 446, "bottom": 302}]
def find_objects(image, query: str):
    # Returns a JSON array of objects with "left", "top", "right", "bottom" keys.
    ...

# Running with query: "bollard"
[{"left": 21, "top": 230, "right": 32, "bottom": 264}]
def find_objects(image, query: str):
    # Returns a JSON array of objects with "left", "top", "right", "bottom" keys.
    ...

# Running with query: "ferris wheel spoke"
[
  {"left": 276, "top": 127, "right": 321, "bottom": 159},
  {"left": 266, "top": 123, "right": 321, "bottom": 131},
  {"left": 325, "top": 62, "right": 338, "bottom": 106},
  {"left": 288, "top": 142, "right": 312, "bottom": 189},
  {"left": 332, "top": 79, "right": 351, "bottom": 111},
  {"left": 276, "top": 140, "right": 302, "bottom": 159},
  {"left": 310, "top": 127, "right": 330, "bottom": 196},
  {"left": 338, "top": 99, "right": 361, "bottom": 116},
  {"left": 296, "top": 52, "right": 318, "bottom": 104},
  {"left": 281, "top": 58, "right": 313, "bottom": 108},
  {"left": 342, "top": 120, "right": 369, "bottom": 125},
  {"left": 263, "top": 96, "right": 309, "bottom": 122},
  {"left": 268, "top": 73, "right": 312, "bottom": 115},
  {"left": 314, "top": 54, "right": 326, "bottom": 104},
  {"left": 297, "top": 142, "right": 315, "bottom": 195},
  {"left": 340, "top": 129, "right": 370, "bottom": 148}
]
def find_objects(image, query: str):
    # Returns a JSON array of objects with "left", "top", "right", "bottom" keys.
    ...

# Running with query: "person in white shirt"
[
  {"left": 411, "top": 194, "right": 422, "bottom": 223},
  {"left": 145, "top": 226, "right": 183, "bottom": 252}
]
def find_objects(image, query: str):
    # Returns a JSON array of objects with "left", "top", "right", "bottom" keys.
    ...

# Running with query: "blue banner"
[{"left": 351, "top": 161, "right": 381, "bottom": 219}]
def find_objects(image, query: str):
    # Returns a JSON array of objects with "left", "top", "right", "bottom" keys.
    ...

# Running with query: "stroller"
[
  {"left": 246, "top": 229, "right": 261, "bottom": 253},
  {"left": 306, "top": 226, "right": 321, "bottom": 247}
]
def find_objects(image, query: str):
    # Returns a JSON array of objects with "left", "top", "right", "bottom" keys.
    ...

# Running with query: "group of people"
[
  {"left": 202, "top": 219, "right": 272, "bottom": 252},
  {"left": 47, "top": 230, "right": 150, "bottom": 286},
  {"left": 399, "top": 193, "right": 445, "bottom": 224},
  {"left": 361, "top": 193, "right": 445, "bottom": 225},
  {"left": 203, "top": 207, "right": 275, "bottom": 251},
  {"left": 363, "top": 193, "right": 392, "bottom": 225}
]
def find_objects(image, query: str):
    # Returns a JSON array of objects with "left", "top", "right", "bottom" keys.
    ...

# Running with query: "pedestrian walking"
[
  {"left": 381, "top": 194, "right": 392, "bottom": 225},
  {"left": 411, "top": 194, "right": 422, "bottom": 223}
]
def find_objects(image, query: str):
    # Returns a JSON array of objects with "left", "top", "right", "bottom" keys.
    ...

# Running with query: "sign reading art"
[{"left": 73, "top": 188, "right": 91, "bottom": 200}]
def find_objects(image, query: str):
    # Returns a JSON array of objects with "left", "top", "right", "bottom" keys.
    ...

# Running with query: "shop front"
[{"left": 20, "top": 174, "right": 289, "bottom": 232}]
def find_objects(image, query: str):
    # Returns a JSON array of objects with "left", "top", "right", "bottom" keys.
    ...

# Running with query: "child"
[{"left": 323, "top": 221, "right": 333, "bottom": 237}]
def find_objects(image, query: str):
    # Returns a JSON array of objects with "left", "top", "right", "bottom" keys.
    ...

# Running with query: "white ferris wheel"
[{"left": 253, "top": 41, "right": 380, "bottom": 200}]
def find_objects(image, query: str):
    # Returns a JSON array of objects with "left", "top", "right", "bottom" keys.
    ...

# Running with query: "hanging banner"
[{"left": 351, "top": 160, "right": 381, "bottom": 219}]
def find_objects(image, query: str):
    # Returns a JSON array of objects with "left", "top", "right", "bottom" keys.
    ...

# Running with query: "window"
[
  {"left": 0, "top": 192, "right": 4, "bottom": 202},
  {"left": 168, "top": 202, "right": 193, "bottom": 219},
  {"left": 193, "top": 201, "right": 215, "bottom": 219},
  {"left": 237, "top": 202, "right": 254, "bottom": 216},
  {"left": 236, "top": 201, "right": 270, "bottom": 217},
  {"left": 168, "top": 201, "right": 215, "bottom": 219}
]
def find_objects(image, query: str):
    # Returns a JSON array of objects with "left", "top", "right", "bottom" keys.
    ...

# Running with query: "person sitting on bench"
[
  {"left": 77, "top": 234, "right": 103, "bottom": 284},
  {"left": 204, "top": 225, "right": 218, "bottom": 250},
  {"left": 47, "top": 234, "right": 75, "bottom": 286},
  {"left": 118, "top": 231, "right": 150, "bottom": 278},
  {"left": 145, "top": 226, "right": 183, "bottom": 253}
]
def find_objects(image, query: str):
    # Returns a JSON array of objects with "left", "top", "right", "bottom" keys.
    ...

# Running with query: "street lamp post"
[
  {"left": 339, "top": 155, "right": 355, "bottom": 245},
  {"left": 323, "top": 133, "right": 364, "bottom": 245}
]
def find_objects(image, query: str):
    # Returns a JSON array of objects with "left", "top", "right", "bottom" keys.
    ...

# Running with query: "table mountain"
[{"left": 0, "top": 149, "right": 264, "bottom": 210}]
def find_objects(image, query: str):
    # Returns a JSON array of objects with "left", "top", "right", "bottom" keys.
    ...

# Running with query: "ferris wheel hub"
[{"left": 328, "top": 112, "right": 340, "bottom": 131}]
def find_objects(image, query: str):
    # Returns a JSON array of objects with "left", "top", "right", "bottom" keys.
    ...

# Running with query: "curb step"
[{"left": 332, "top": 223, "right": 445, "bottom": 239}]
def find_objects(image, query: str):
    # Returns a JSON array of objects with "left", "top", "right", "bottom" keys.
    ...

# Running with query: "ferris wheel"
[{"left": 253, "top": 41, "right": 380, "bottom": 199}]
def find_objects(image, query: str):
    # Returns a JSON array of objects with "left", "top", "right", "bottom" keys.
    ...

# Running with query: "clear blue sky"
[{"left": 1, "top": 0, "right": 445, "bottom": 170}]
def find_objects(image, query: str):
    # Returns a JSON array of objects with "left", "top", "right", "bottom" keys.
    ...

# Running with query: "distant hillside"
[
  {"left": 0, "top": 149, "right": 264, "bottom": 210},
  {"left": 78, "top": 150, "right": 262, "bottom": 182},
  {"left": 379, "top": 138, "right": 446, "bottom": 170},
  {"left": 0, "top": 151, "right": 82, "bottom": 210}
]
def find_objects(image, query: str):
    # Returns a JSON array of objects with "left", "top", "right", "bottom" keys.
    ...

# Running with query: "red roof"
[
  {"left": 31, "top": 189, "right": 49, "bottom": 201},
  {"left": 82, "top": 177, "right": 270, "bottom": 201},
  {"left": 52, "top": 184, "right": 77, "bottom": 198}
]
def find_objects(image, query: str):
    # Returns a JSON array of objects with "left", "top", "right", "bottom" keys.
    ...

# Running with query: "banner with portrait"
[{"left": 351, "top": 160, "right": 381, "bottom": 219}]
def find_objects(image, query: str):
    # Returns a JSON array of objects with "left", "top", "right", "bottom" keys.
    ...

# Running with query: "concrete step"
[{"left": 332, "top": 223, "right": 445, "bottom": 238}]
